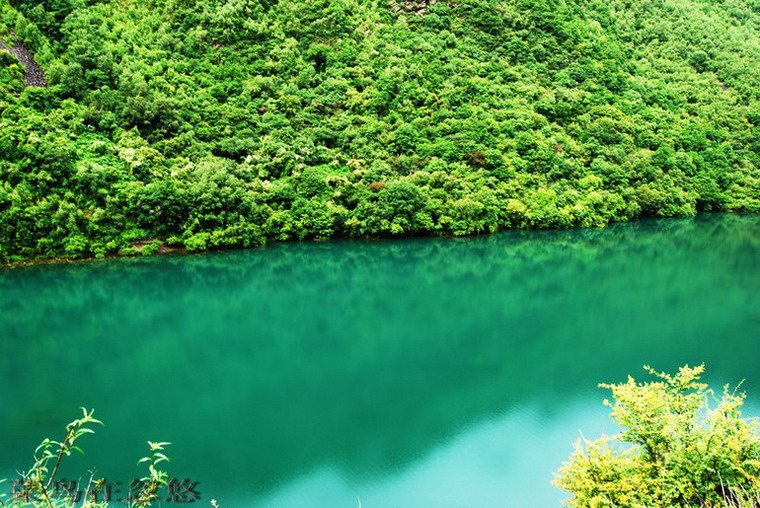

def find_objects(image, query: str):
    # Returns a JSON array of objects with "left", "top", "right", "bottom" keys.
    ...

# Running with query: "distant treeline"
[{"left": 0, "top": 0, "right": 758, "bottom": 262}]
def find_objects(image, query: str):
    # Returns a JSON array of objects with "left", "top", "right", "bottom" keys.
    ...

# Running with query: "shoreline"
[
  {"left": 2, "top": 212, "right": 746, "bottom": 270},
  {"left": 1, "top": 242, "right": 189, "bottom": 269}
]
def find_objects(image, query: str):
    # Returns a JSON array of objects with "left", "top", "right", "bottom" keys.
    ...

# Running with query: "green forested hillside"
[{"left": 0, "top": 0, "right": 758, "bottom": 261}]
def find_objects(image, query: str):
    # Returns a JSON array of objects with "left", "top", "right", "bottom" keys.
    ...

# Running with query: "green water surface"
[{"left": 1, "top": 214, "right": 759, "bottom": 507}]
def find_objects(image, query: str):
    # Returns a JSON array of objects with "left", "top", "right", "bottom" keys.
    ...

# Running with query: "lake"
[{"left": 1, "top": 214, "right": 759, "bottom": 507}]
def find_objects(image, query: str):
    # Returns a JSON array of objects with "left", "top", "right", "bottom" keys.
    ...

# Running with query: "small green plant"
[
  {"left": 3, "top": 409, "right": 175, "bottom": 508},
  {"left": 14, "top": 408, "right": 103, "bottom": 507},
  {"left": 132, "top": 441, "right": 171, "bottom": 506},
  {"left": 554, "top": 365, "right": 760, "bottom": 507}
]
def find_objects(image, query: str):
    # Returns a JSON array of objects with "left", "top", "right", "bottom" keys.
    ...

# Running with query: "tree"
[{"left": 555, "top": 365, "right": 760, "bottom": 507}]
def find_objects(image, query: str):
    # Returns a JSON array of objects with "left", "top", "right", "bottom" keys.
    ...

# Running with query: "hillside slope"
[{"left": 0, "top": 0, "right": 759, "bottom": 261}]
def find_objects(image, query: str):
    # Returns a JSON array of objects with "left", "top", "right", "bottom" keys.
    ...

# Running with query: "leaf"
[
  {"left": 147, "top": 441, "right": 171, "bottom": 451},
  {"left": 76, "top": 428, "right": 95, "bottom": 436}
]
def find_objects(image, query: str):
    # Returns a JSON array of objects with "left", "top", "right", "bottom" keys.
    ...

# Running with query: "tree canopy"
[{"left": 1, "top": 0, "right": 759, "bottom": 261}]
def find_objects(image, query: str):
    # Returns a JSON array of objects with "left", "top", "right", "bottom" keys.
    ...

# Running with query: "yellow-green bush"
[{"left": 555, "top": 365, "right": 760, "bottom": 507}]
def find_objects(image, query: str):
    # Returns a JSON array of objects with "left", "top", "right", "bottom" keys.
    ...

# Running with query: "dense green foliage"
[
  {"left": 0, "top": 0, "right": 759, "bottom": 261},
  {"left": 555, "top": 365, "right": 760, "bottom": 507}
]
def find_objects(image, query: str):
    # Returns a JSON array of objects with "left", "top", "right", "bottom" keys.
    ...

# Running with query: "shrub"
[{"left": 555, "top": 365, "right": 760, "bottom": 507}]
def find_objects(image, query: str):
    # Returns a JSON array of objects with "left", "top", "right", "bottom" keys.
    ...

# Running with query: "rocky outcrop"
[{"left": 0, "top": 38, "right": 47, "bottom": 87}]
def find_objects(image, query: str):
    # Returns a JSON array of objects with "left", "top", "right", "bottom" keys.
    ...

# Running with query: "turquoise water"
[{"left": 1, "top": 214, "right": 759, "bottom": 507}]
